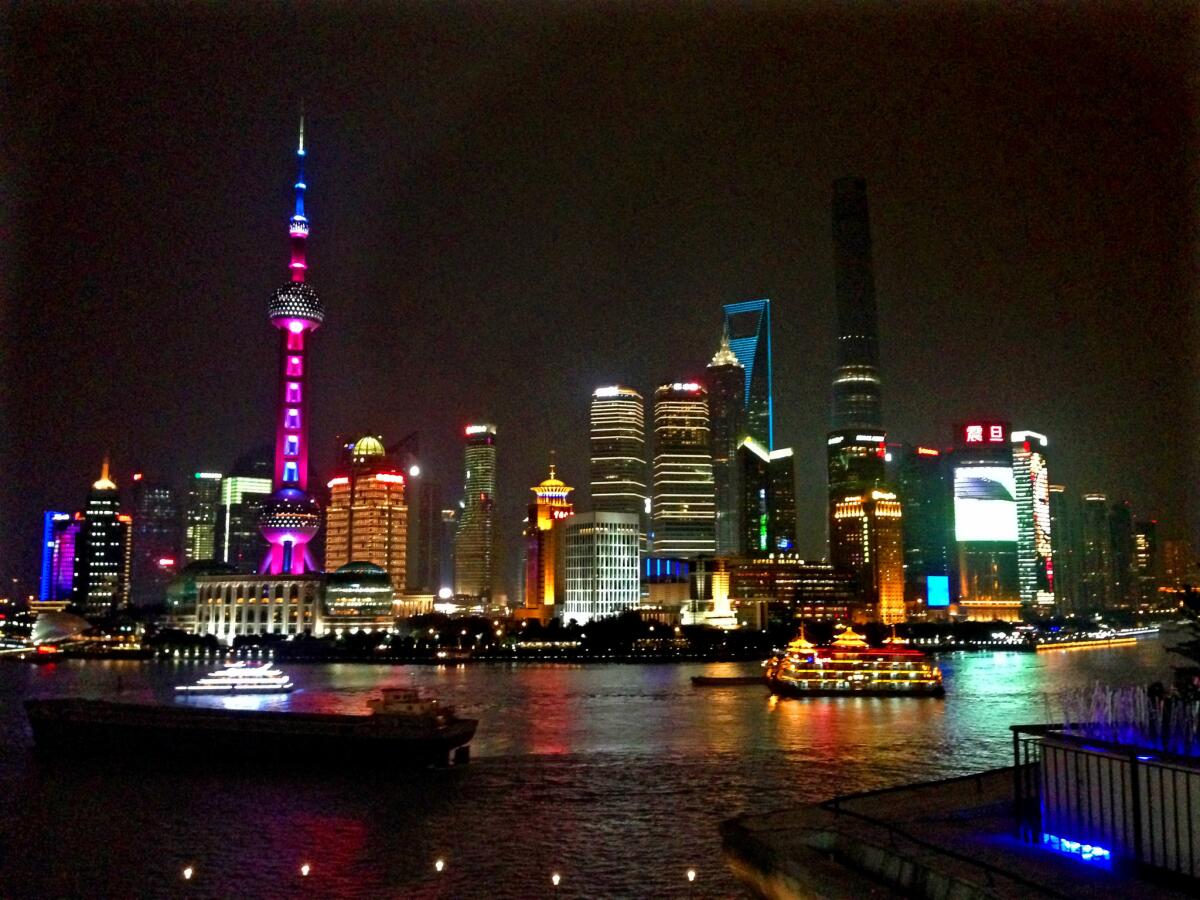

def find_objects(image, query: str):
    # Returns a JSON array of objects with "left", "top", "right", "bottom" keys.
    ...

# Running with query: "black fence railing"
[{"left": 1011, "top": 723, "right": 1200, "bottom": 883}]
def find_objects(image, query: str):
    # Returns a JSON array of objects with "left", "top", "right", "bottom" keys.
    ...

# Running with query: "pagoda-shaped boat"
[{"left": 765, "top": 628, "right": 945, "bottom": 697}]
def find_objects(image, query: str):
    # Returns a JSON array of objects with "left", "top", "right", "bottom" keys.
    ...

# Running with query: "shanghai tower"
[{"left": 830, "top": 176, "right": 883, "bottom": 430}]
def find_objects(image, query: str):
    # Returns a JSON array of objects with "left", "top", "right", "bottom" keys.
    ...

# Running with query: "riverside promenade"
[{"left": 721, "top": 767, "right": 1193, "bottom": 899}]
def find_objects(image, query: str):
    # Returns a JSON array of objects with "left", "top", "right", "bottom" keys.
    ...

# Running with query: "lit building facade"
[
  {"left": 951, "top": 422, "right": 1020, "bottom": 620},
  {"left": 827, "top": 428, "right": 888, "bottom": 570},
  {"left": 1079, "top": 493, "right": 1112, "bottom": 610},
  {"left": 193, "top": 574, "right": 324, "bottom": 643},
  {"left": 722, "top": 298, "right": 773, "bottom": 447},
  {"left": 589, "top": 386, "right": 648, "bottom": 546},
  {"left": 325, "top": 436, "right": 408, "bottom": 592},
  {"left": 74, "top": 460, "right": 130, "bottom": 616},
  {"left": 1134, "top": 519, "right": 1159, "bottom": 604},
  {"left": 727, "top": 555, "right": 863, "bottom": 625},
  {"left": 1011, "top": 431, "right": 1054, "bottom": 613},
  {"left": 184, "top": 472, "right": 223, "bottom": 562},
  {"left": 40, "top": 512, "right": 80, "bottom": 602},
  {"left": 651, "top": 382, "right": 715, "bottom": 558},
  {"left": 258, "top": 117, "right": 324, "bottom": 576},
  {"left": 563, "top": 512, "right": 640, "bottom": 625},
  {"left": 323, "top": 561, "right": 396, "bottom": 634},
  {"left": 895, "top": 445, "right": 953, "bottom": 605},
  {"left": 217, "top": 474, "right": 273, "bottom": 571},
  {"left": 707, "top": 330, "right": 746, "bottom": 556},
  {"left": 130, "top": 475, "right": 182, "bottom": 607},
  {"left": 454, "top": 424, "right": 497, "bottom": 599},
  {"left": 830, "top": 490, "right": 905, "bottom": 623},
  {"left": 737, "top": 437, "right": 796, "bottom": 555},
  {"left": 518, "top": 462, "right": 575, "bottom": 623}
]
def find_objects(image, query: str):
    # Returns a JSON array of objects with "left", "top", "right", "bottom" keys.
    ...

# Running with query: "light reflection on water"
[{"left": 0, "top": 640, "right": 1171, "bottom": 897}]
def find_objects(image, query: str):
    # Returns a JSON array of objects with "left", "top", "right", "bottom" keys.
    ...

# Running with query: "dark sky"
[{"left": 5, "top": 2, "right": 1198, "bottom": 596}]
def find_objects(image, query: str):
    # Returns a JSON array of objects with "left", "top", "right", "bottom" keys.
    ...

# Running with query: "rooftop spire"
[
  {"left": 93, "top": 453, "right": 116, "bottom": 491},
  {"left": 288, "top": 113, "right": 309, "bottom": 282},
  {"left": 708, "top": 320, "right": 742, "bottom": 368}
]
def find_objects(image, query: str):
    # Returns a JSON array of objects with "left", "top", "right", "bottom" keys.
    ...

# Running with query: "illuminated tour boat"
[
  {"left": 175, "top": 660, "right": 294, "bottom": 694},
  {"left": 765, "top": 628, "right": 945, "bottom": 697}
]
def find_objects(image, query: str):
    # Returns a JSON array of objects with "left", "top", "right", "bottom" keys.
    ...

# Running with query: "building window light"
[
  {"left": 285, "top": 409, "right": 300, "bottom": 429},
  {"left": 286, "top": 356, "right": 303, "bottom": 376},
  {"left": 286, "top": 382, "right": 302, "bottom": 403},
  {"left": 283, "top": 462, "right": 299, "bottom": 483},
  {"left": 285, "top": 436, "right": 299, "bottom": 457}
]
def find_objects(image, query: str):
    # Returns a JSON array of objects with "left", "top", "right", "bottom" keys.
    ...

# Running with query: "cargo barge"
[{"left": 25, "top": 687, "right": 477, "bottom": 766}]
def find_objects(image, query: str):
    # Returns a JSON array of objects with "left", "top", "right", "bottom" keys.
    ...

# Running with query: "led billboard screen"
[
  {"left": 927, "top": 575, "right": 950, "bottom": 607},
  {"left": 954, "top": 466, "right": 1018, "bottom": 542}
]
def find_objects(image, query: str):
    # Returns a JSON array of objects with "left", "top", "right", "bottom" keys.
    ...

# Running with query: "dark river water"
[{"left": 0, "top": 639, "right": 1173, "bottom": 898}]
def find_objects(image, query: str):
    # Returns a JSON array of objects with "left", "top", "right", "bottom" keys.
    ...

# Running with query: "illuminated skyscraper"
[
  {"left": 39, "top": 511, "right": 79, "bottom": 602},
  {"left": 830, "top": 491, "right": 905, "bottom": 623},
  {"left": 721, "top": 299, "right": 773, "bottom": 447},
  {"left": 563, "top": 512, "right": 640, "bottom": 625},
  {"left": 651, "top": 382, "right": 716, "bottom": 558},
  {"left": 1079, "top": 493, "right": 1112, "bottom": 610},
  {"left": 130, "top": 475, "right": 182, "bottom": 607},
  {"left": 1133, "top": 519, "right": 1159, "bottom": 604},
  {"left": 895, "top": 445, "right": 953, "bottom": 605},
  {"left": 737, "top": 437, "right": 795, "bottom": 555},
  {"left": 1011, "top": 431, "right": 1054, "bottom": 613},
  {"left": 216, "top": 449, "right": 273, "bottom": 572},
  {"left": 258, "top": 117, "right": 325, "bottom": 576},
  {"left": 589, "top": 386, "right": 648, "bottom": 543},
  {"left": 74, "top": 459, "right": 130, "bottom": 616},
  {"left": 454, "top": 424, "right": 497, "bottom": 599},
  {"left": 707, "top": 329, "right": 746, "bottom": 555},
  {"left": 830, "top": 177, "right": 883, "bottom": 431},
  {"left": 185, "top": 472, "right": 223, "bottom": 562},
  {"left": 1048, "top": 485, "right": 1079, "bottom": 612},
  {"left": 518, "top": 460, "right": 575, "bottom": 623},
  {"left": 325, "top": 436, "right": 408, "bottom": 592}
]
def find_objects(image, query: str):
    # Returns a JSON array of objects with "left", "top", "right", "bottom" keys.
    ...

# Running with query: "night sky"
[{"left": 5, "top": 2, "right": 1198, "bottom": 596}]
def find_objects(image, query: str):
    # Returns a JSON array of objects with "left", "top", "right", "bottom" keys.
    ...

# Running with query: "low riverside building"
[{"left": 193, "top": 574, "right": 324, "bottom": 643}]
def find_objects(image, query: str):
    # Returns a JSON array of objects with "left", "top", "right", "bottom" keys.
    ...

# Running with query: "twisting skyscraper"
[
  {"left": 258, "top": 118, "right": 325, "bottom": 575},
  {"left": 830, "top": 177, "right": 883, "bottom": 430}
]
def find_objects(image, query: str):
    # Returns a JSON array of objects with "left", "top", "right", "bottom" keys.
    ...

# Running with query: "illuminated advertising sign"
[
  {"left": 927, "top": 575, "right": 950, "bottom": 607},
  {"left": 960, "top": 422, "right": 1008, "bottom": 446},
  {"left": 954, "top": 466, "right": 1018, "bottom": 542}
]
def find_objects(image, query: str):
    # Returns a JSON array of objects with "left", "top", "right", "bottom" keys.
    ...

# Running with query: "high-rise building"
[
  {"left": 827, "top": 429, "right": 888, "bottom": 573},
  {"left": 589, "top": 386, "right": 648, "bottom": 544},
  {"left": 130, "top": 475, "right": 182, "bottom": 607},
  {"left": 216, "top": 448, "right": 273, "bottom": 574},
  {"left": 39, "top": 512, "right": 79, "bottom": 602},
  {"left": 184, "top": 472, "right": 223, "bottom": 562},
  {"left": 518, "top": 461, "right": 575, "bottom": 623},
  {"left": 73, "top": 459, "right": 129, "bottom": 616},
  {"left": 950, "top": 421, "right": 1020, "bottom": 620},
  {"left": 454, "top": 424, "right": 498, "bottom": 599},
  {"left": 406, "top": 478, "right": 442, "bottom": 594},
  {"left": 563, "top": 512, "right": 641, "bottom": 625},
  {"left": 325, "top": 435, "right": 408, "bottom": 592},
  {"left": 737, "top": 437, "right": 796, "bottom": 555},
  {"left": 707, "top": 329, "right": 746, "bottom": 556},
  {"left": 651, "top": 382, "right": 715, "bottom": 558},
  {"left": 1163, "top": 539, "right": 1195, "bottom": 588},
  {"left": 1078, "top": 493, "right": 1112, "bottom": 610},
  {"left": 1011, "top": 431, "right": 1054, "bottom": 613},
  {"left": 830, "top": 177, "right": 883, "bottom": 431},
  {"left": 1048, "top": 485, "right": 1079, "bottom": 613},
  {"left": 721, "top": 299, "right": 773, "bottom": 447},
  {"left": 895, "top": 445, "right": 953, "bottom": 605},
  {"left": 258, "top": 117, "right": 324, "bottom": 576},
  {"left": 1108, "top": 501, "right": 1136, "bottom": 607},
  {"left": 830, "top": 490, "right": 905, "bottom": 623},
  {"left": 439, "top": 507, "right": 458, "bottom": 594},
  {"left": 1133, "top": 519, "right": 1159, "bottom": 604}
]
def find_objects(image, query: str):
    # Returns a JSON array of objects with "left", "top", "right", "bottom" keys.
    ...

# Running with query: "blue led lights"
[{"left": 1041, "top": 833, "right": 1111, "bottom": 866}]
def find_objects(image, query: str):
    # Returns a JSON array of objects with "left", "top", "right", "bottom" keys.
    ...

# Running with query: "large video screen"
[{"left": 954, "top": 466, "right": 1018, "bottom": 542}]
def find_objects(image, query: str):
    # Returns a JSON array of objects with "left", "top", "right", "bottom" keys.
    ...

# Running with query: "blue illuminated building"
[
  {"left": 722, "top": 298, "right": 773, "bottom": 448},
  {"left": 40, "top": 511, "right": 75, "bottom": 601}
]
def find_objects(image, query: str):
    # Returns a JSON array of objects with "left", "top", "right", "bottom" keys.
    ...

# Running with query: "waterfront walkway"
[{"left": 721, "top": 767, "right": 1193, "bottom": 899}]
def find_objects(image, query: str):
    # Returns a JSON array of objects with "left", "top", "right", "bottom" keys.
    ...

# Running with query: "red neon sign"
[{"left": 962, "top": 422, "right": 1009, "bottom": 445}]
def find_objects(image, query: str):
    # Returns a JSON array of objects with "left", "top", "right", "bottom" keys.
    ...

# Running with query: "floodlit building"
[
  {"left": 1011, "top": 431, "right": 1054, "bottom": 613},
  {"left": 518, "top": 462, "right": 575, "bottom": 624},
  {"left": 830, "top": 491, "right": 905, "bottom": 623},
  {"left": 74, "top": 459, "right": 131, "bottom": 616},
  {"left": 454, "top": 424, "right": 498, "bottom": 599},
  {"left": 651, "top": 382, "right": 716, "bottom": 558},
  {"left": 589, "top": 386, "right": 648, "bottom": 547},
  {"left": 325, "top": 435, "right": 408, "bottom": 592},
  {"left": 184, "top": 472, "right": 223, "bottom": 562},
  {"left": 737, "top": 437, "right": 796, "bottom": 555},
  {"left": 323, "top": 561, "right": 397, "bottom": 634},
  {"left": 39, "top": 512, "right": 80, "bottom": 602},
  {"left": 562, "top": 512, "right": 640, "bottom": 625},
  {"left": 193, "top": 574, "right": 324, "bottom": 642}
]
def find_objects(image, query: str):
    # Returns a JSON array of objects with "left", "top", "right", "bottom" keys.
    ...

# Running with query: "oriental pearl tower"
[{"left": 258, "top": 117, "right": 325, "bottom": 575}]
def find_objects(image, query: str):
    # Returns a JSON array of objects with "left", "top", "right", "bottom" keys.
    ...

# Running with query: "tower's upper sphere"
[
  {"left": 269, "top": 281, "right": 325, "bottom": 326},
  {"left": 258, "top": 487, "right": 322, "bottom": 542}
]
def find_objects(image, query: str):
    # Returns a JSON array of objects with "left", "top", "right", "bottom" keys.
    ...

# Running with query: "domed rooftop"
[
  {"left": 351, "top": 435, "right": 386, "bottom": 462},
  {"left": 329, "top": 561, "right": 391, "bottom": 584},
  {"left": 269, "top": 281, "right": 325, "bottom": 325}
]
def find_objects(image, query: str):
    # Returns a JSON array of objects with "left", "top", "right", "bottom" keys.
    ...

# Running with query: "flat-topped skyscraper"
[{"left": 830, "top": 177, "right": 883, "bottom": 430}]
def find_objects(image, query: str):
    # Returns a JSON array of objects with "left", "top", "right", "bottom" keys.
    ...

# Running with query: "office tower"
[
  {"left": 185, "top": 472, "right": 223, "bottom": 562},
  {"left": 454, "top": 424, "right": 497, "bottom": 599},
  {"left": 1163, "top": 539, "right": 1195, "bottom": 588},
  {"left": 728, "top": 555, "right": 864, "bottom": 625},
  {"left": 707, "top": 330, "right": 746, "bottom": 555},
  {"left": 1133, "top": 520, "right": 1159, "bottom": 604},
  {"left": 73, "top": 459, "right": 129, "bottom": 616},
  {"left": 1108, "top": 501, "right": 1136, "bottom": 607},
  {"left": 830, "top": 490, "right": 905, "bottom": 623},
  {"left": 721, "top": 299, "right": 773, "bottom": 447},
  {"left": 216, "top": 448, "right": 273, "bottom": 572},
  {"left": 830, "top": 177, "right": 883, "bottom": 431},
  {"left": 439, "top": 507, "right": 458, "bottom": 593},
  {"left": 737, "top": 438, "right": 796, "bottom": 554},
  {"left": 258, "top": 117, "right": 324, "bottom": 575},
  {"left": 130, "top": 475, "right": 182, "bottom": 607},
  {"left": 518, "top": 461, "right": 575, "bottom": 622},
  {"left": 895, "top": 446, "right": 953, "bottom": 605},
  {"left": 1048, "top": 486, "right": 1079, "bottom": 613},
  {"left": 406, "top": 478, "right": 442, "bottom": 593},
  {"left": 563, "top": 512, "right": 640, "bottom": 625},
  {"left": 950, "top": 421, "right": 1021, "bottom": 620},
  {"left": 651, "top": 382, "right": 716, "bottom": 558},
  {"left": 324, "top": 435, "right": 408, "bottom": 591},
  {"left": 589, "top": 386, "right": 648, "bottom": 544},
  {"left": 1079, "top": 493, "right": 1112, "bottom": 610},
  {"left": 1011, "top": 431, "right": 1054, "bottom": 613},
  {"left": 39, "top": 512, "right": 79, "bottom": 601},
  {"left": 827, "top": 429, "right": 888, "bottom": 565}
]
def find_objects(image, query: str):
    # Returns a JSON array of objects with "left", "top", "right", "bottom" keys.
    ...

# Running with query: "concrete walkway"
[{"left": 721, "top": 767, "right": 1194, "bottom": 899}]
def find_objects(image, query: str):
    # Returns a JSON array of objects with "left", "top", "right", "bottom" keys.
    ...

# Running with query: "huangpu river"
[{"left": 0, "top": 639, "right": 1173, "bottom": 898}]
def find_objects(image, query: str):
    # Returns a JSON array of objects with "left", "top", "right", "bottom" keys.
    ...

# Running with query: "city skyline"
[{"left": 6, "top": 3, "right": 1196, "bottom": 593}]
